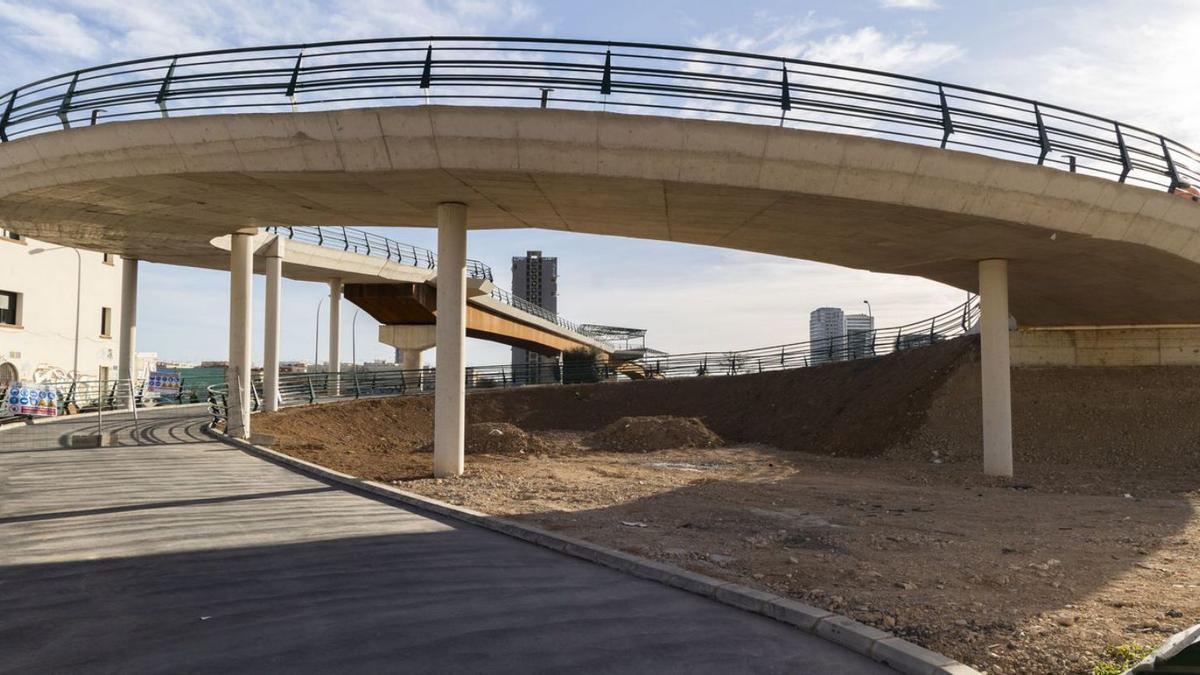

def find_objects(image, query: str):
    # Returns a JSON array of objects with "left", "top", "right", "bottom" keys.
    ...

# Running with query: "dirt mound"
[
  {"left": 470, "top": 338, "right": 979, "bottom": 457},
  {"left": 465, "top": 422, "right": 545, "bottom": 455},
  {"left": 586, "top": 416, "right": 722, "bottom": 453}
]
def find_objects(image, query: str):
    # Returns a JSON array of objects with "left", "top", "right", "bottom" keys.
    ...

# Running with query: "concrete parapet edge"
[{"left": 205, "top": 423, "right": 981, "bottom": 675}]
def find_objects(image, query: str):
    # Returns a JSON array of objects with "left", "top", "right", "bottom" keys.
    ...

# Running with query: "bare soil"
[
  {"left": 586, "top": 415, "right": 723, "bottom": 452},
  {"left": 254, "top": 338, "right": 1200, "bottom": 675}
]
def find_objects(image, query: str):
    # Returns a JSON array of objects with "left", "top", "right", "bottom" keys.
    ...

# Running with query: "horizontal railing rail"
[
  {"left": 0, "top": 37, "right": 1195, "bottom": 194},
  {"left": 264, "top": 224, "right": 494, "bottom": 281},
  {"left": 206, "top": 296, "right": 979, "bottom": 423}
]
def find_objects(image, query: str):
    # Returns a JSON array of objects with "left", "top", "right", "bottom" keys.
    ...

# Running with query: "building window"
[
  {"left": 0, "top": 291, "right": 18, "bottom": 326},
  {"left": 1, "top": 229, "right": 23, "bottom": 243},
  {"left": 100, "top": 306, "right": 112, "bottom": 337},
  {"left": 102, "top": 252, "right": 115, "bottom": 265}
]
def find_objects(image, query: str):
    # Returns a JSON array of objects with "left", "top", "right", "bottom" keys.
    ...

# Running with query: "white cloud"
[
  {"left": 0, "top": 1, "right": 102, "bottom": 59},
  {"left": 880, "top": 0, "right": 940, "bottom": 10},
  {"left": 803, "top": 26, "right": 960, "bottom": 73},
  {"left": 979, "top": 2, "right": 1200, "bottom": 144},
  {"left": 693, "top": 15, "right": 961, "bottom": 75}
]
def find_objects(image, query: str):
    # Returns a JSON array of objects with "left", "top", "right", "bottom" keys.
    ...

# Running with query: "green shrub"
[{"left": 1093, "top": 643, "right": 1154, "bottom": 675}]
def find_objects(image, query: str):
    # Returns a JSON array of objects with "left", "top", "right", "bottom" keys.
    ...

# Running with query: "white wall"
[{"left": 0, "top": 232, "right": 123, "bottom": 383}]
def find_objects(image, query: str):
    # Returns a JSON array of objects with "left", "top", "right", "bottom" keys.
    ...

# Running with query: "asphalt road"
[{"left": 0, "top": 408, "right": 893, "bottom": 674}]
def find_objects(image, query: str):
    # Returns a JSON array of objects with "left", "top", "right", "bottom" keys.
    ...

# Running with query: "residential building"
[
  {"left": 511, "top": 250, "right": 558, "bottom": 383},
  {"left": 809, "top": 307, "right": 846, "bottom": 365},
  {"left": 0, "top": 228, "right": 123, "bottom": 385},
  {"left": 845, "top": 313, "right": 876, "bottom": 360}
]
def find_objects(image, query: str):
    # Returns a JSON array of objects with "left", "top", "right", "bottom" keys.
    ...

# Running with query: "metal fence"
[
  {"left": 637, "top": 296, "right": 980, "bottom": 378},
  {"left": 206, "top": 296, "right": 979, "bottom": 423},
  {"left": 0, "top": 37, "right": 1194, "bottom": 194}
]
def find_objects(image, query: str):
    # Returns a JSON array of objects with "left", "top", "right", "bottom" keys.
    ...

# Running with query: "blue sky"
[{"left": 1, "top": 0, "right": 1195, "bottom": 366}]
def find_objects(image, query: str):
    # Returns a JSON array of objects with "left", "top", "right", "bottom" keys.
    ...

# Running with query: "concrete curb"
[{"left": 207, "top": 425, "right": 981, "bottom": 675}]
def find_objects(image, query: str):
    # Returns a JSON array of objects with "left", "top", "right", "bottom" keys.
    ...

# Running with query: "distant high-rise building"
[
  {"left": 845, "top": 313, "right": 875, "bottom": 360},
  {"left": 809, "top": 307, "right": 846, "bottom": 365},
  {"left": 511, "top": 251, "right": 558, "bottom": 383}
]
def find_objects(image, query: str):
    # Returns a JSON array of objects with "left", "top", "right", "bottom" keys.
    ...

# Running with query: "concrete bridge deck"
[{"left": 0, "top": 409, "right": 893, "bottom": 674}]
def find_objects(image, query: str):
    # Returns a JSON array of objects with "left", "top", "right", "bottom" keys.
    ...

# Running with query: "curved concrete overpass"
[{"left": 0, "top": 106, "right": 1197, "bottom": 327}]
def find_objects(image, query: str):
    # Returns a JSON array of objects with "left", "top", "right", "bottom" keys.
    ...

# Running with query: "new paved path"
[{"left": 0, "top": 408, "right": 893, "bottom": 674}]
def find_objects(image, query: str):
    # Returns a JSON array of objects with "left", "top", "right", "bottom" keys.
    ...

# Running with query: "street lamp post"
[
  {"left": 314, "top": 296, "right": 326, "bottom": 367},
  {"left": 30, "top": 246, "right": 82, "bottom": 381},
  {"left": 863, "top": 300, "right": 875, "bottom": 356}
]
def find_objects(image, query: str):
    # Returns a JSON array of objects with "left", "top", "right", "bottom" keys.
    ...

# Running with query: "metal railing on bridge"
[
  {"left": 264, "top": 224, "right": 494, "bottom": 281},
  {"left": 0, "top": 37, "right": 1195, "bottom": 195}
]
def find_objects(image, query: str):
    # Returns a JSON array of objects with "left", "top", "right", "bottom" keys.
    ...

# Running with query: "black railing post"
[
  {"left": 57, "top": 72, "right": 80, "bottom": 129},
  {"left": 307, "top": 376, "right": 316, "bottom": 404},
  {"left": 0, "top": 89, "right": 18, "bottom": 142},
  {"left": 1161, "top": 136, "right": 1182, "bottom": 193},
  {"left": 286, "top": 51, "right": 304, "bottom": 100},
  {"left": 780, "top": 62, "right": 791, "bottom": 124},
  {"left": 938, "top": 84, "right": 953, "bottom": 149},
  {"left": 600, "top": 50, "right": 612, "bottom": 95},
  {"left": 156, "top": 56, "right": 178, "bottom": 118},
  {"left": 420, "top": 45, "right": 433, "bottom": 89},
  {"left": 1115, "top": 123, "right": 1133, "bottom": 183},
  {"left": 1034, "top": 103, "right": 1051, "bottom": 165}
]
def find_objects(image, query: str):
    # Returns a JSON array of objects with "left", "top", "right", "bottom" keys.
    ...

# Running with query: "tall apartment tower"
[
  {"left": 809, "top": 307, "right": 846, "bottom": 365},
  {"left": 511, "top": 250, "right": 558, "bottom": 382},
  {"left": 845, "top": 313, "right": 876, "bottom": 360}
]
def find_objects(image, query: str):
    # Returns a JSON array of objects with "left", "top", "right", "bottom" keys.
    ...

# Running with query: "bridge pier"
[
  {"left": 227, "top": 228, "right": 255, "bottom": 439},
  {"left": 262, "top": 236, "right": 284, "bottom": 413},
  {"left": 979, "top": 259, "right": 1013, "bottom": 477},
  {"left": 328, "top": 278, "right": 342, "bottom": 394},
  {"left": 434, "top": 202, "right": 468, "bottom": 478},
  {"left": 118, "top": 257, "right": 138, "bottom": 409}
]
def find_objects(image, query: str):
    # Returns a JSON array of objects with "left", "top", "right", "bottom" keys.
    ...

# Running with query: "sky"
[{"left": 1, "top": 0, "right": 1196, "bottom": 366}]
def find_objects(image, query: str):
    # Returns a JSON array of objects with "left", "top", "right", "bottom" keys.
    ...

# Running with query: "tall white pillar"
[
  {"left": 263, "top": 236, "right": 284, "bottom": 413},
  {"left": 227, "top": 229, "right": 255, "bottom": 439},
  {"left": 979, "top": 259, "right": 1013, "bottom": 477},
  {"left": 434, "top": 202, "right": 468, "bottom": 478},
  {"left": 118, "top": 257, "right": 138, "bottom": 409},
  {"left": 328, "top": 278, "right": 342, "bottom": 394}
]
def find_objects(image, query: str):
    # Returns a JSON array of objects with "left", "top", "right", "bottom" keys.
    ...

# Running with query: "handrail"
[
  {"left": 206, "top": 296, "right": 980, "bottom": 422},
  {"left": 0, "top": 36, "right": 1194, "bottom": 193},
  {"left": 264, "top": 224, "right": 494, "bottom": 281}
]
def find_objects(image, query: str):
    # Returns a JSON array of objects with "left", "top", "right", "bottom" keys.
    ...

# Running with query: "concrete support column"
[
  {"left": 227, "top": 229, "right": 255, "bottom": 439},
  {"left": 263, "top": 236, "right": 285, "bottom": 413},
  {"left": 434, "top": 202, "right": 468, "bottom": 478},
  {"left": 328, "top": 278, "right": 342, "bottom": 394},
  {"left": 400, "top": 349, "right": 423, "bottom": 372},
  {"left": 979, "top": 259, "right": 1013, "bottom": 477},
  {"left": 118, "top": 257, "right": 138, "bottom": 409}
]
